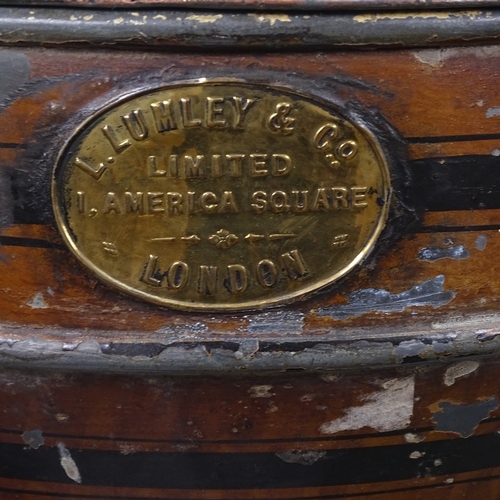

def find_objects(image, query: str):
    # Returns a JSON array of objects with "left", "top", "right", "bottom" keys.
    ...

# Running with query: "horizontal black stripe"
[
  {"left": 408, "top": 155, "right": 500, "bottom": 212},
  {"left": 7, "top": 154, "right": 500, "bottom": 229},
  {"left": 0, "top": 236, "right": 63, "bottom": 249},
  {"left": 0, "top": 142, "right": 23, "bottom": 149},
  {"left": 418, "top": 224, "right": 500, "bottom": 233},
  {"left": 1, "top": 433, "right": 500, "bottom": 489},
  {"left": 407, "top": 133, "right": 500, "bottom": 144}
]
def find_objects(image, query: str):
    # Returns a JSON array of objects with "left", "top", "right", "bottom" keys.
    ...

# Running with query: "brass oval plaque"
[{"left": 53, "top": 82, "right": 390, "bottom": 311}]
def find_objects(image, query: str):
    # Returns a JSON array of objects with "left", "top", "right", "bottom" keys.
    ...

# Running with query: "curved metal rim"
[{"left": 0, "top": 7, "right": 499, "bottom": 49}]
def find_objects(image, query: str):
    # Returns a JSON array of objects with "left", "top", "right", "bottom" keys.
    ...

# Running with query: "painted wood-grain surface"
[{"left": 0, "top": 47, "right": 500, "bottom": 339}]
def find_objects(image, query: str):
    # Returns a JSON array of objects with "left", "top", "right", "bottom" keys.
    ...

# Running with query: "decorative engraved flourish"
[
  {"left": 103, "top": 241, "right": 118, "bottom": 255},
  {"left": 268, "top": 103, "right": 295, "bottom": 135},
  {"left": 269, "top": 233, "right": 296, "bottom": 241},
  {"left": 245, "top": 233, "right": 295, "bottom": 243},
  {"left": 151, "top": 235, "right": 201, "bottom": 244},
  {"left": 209, "top": 229, "right": 239, "bottom": 249},
  {"left": 332, "top": 234, "right": 349, "bottom": 248},
  {"left": 181, "top": 235, "right": 201, "bottom": 244},
  {"left": 245, "top": 233, "right": 265, "bottom": 243}
]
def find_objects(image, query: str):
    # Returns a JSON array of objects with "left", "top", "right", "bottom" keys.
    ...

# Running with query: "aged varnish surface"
[{"left": 1, "top": 2, "right": 500, "bottom": 499}]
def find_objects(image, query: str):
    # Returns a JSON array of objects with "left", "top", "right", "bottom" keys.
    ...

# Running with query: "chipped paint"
[
  {"left": 409, "top": 451, "right": 424, "bottom": 459},
  {"left": 248, "top": 385, "right": 273, "bottom": 398},
  {"left": 394, "top": 339, "right": 427, "bottom": 361},
  {"left": 318, "top": 276, "right": 455, "bottom": 320},
  {"left": 22, "top": 429, "right": 44, "bottom": 449},
  {"left": 26, "top": 292, "right": 47, "bottom": 309},
  {"left": 113, "top": 17, "right": 125, "bottom": 25},
  {"left": 57, "top": 443, "right": 81, "bottom": 483},
  {"left": 248, "top": 13, "right": 292, "bottom": 26},
  {"left": 413, "top": 45, "right": 500, "bottom": 69},
  {"left": 432, "top": 313, "right": 500, "bottom": 330},
  {"left": 418, "top": 245, "right": 469, "bottom": 261},
  {"left": 404, "top": 432, "right": 424, "bottom": 443},
  {"left": 83, "top": 15, "right": 93, "bottom": 21},
  {"left": 412, "top": 50, "right": 447, "bottom": 68},
  {"left": 486, "top": 107, "right": 500, "bottom": 118},
  {"left": 444, "top": 360, "right": 480, "bottom": 386},
  {"left": 119, "top": 444, "right": 139, "bottom": 455},
  {"left": 185, "top": 14, "right": 223, "bottom": 24},
  {"left": 354, "top": 11, "right": 482, "bottom": 23},
  {"left": 247, "top": 310, "right": 304, "bottom": 334},
  {"left": 153, "top": 14, "right": 167, "bottom": 21},
  {"left": 319, "top": 376, "right": 415, "bottom": 434},
  {"left": 275, "top": 450, "right": 326, "bottom": 465},
  {"left": 431, "top": 397, "right": 499, "bottom": 437},
  {"left": 476, "top": 235, "right": 487, "bottom": 251},
  {"left": 156, "top": 321, "right": 208, "bottom": 338}
]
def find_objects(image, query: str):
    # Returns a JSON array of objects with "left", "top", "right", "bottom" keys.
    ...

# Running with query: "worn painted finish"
[
  {"left": 4, "top": 0, "right": 499, "bottom": 9},
  {"left": 1, "top": 45, "right": 500, "bottom": 369},
  {"left": 0, "top": 6, "right": 500, "bottom": 497},
  {"left": 0, "top": 8, "right": 497, "bottom": 49},
  {"left": 0, "top": 359, "right": 499, "bottom": 497}
]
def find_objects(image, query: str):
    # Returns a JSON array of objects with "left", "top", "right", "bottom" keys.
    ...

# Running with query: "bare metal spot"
[
  {"left": 57, "top": 442, "right": 81, "bottom": 483},
  {"left": 487, "top": 107, "right": 500, "bottom": 118},
  {"left": 22, "top": 429, "right": 44, "bottom": 449},
  {"left": 26, "top": 293, "right": 48, "bottom": 309},
  {"left": 476, "top": 235, "right": 487, "bottom": 251},
  {"left": 275, "top": 450, "right": 326, "bottom": 466},
  {"left": 319, "top": 376, "right": 415, "bottom": 434},
  {"left": 444, "top": 361, "right": 480, "bottom": 386},
  {"left": 418, "top": 245, "right": 469, "bottom": 262},
  {"left": 432, "top": 397, "right": 499, "bottom": 438},
  {"left": 247, "top": 310, "right": 304, "bottom": 334},
  {"left": 318, "top": 276, "right": 454, "bottom": 320},
  {"left": 248, "top": 385, "right": 273, "bottom": 398},
  {"left": 409, "top": 451, "right": 424, "bottom": 459}
]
